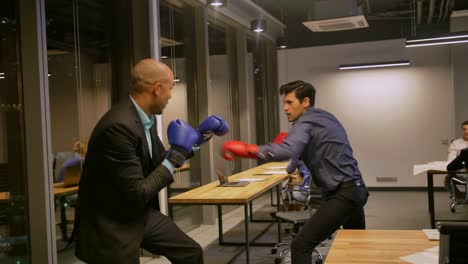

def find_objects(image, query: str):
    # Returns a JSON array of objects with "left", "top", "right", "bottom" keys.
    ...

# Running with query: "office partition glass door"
[
  {"left": 207, "top": 20, "right": 241, "bottom": 176},
  {"left": 45, "top": 0, "right": 138, "bottom": 260},
  {"left": 0, "top": 0, "right": 30, "bottom": 262},
  {"left": 159, "top": 0, "right": 202, "bottom": 232}
]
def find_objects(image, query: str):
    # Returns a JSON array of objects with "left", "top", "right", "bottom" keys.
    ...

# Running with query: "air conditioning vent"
[{"left": 303, "top": 15, "right": 369, "bottom": 32}]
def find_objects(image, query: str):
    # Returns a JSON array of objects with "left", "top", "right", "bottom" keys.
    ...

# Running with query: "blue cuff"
[{"left": 162, "top": 159, "right": 175, "bottom": 173}]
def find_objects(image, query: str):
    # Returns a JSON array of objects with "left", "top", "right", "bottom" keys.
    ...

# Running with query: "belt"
[{"left": 341, "top": 179, "right": 364, "bottom": 188}]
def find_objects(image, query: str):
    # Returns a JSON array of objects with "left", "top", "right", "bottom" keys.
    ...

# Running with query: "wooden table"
[
  {"left": 169, "top": 162, "right": 289, "bottom": 264},
  {"left": 425, "top": 170, "right": 467, "bottom": 228},
  {"left": 326, "top": 230, "right": 439, "bottom": 263}
]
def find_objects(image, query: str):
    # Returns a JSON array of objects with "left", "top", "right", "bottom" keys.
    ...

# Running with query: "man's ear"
[
  {"left": 302, "top": 97, "right": 310, "bottom": 108},
  {"left": 153, "top": 82, "right": 161, "bottom": 96}
]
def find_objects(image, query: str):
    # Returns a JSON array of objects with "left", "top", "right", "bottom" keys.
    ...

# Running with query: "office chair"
[
  {"left": 447, "top": 175, "right": 468, "bottom": 213},
  {"left": 438, "top": 221, "right": 468, "bottom": 264},
  {"left": 271, "top": 179, "right": 324, "bottom": 264}
]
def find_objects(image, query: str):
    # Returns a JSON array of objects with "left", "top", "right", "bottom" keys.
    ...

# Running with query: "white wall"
[
  {"left": 278, "top": 39, "right": 456, "bottom": 187},
  {"left": 452, "top": 44, "right": 468, "bottom": 132}
]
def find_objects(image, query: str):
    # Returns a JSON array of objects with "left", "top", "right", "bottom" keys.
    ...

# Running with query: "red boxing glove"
[
  {"left": 273, "top": 132, "right": 288, "bottom": 144},
  {"left": 222, "top": 140, "right": 259, "bottom": 160}
]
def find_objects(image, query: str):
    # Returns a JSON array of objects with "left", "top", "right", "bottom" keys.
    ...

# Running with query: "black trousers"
[
  {"left": 140, "top": 210, "right": 204, "bottom": 264},
  {"left": 291, "top": 183, "right": 369, "bottom": 264}
]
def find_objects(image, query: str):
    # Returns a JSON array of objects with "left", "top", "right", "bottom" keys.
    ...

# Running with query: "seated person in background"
[
  {"left": 286, "top": 158, "right": 311, "bottom": 205},
  {"left": 57, "top": 141, "right": 87, "bottom": 185},
  {"left": 447, "top": 147, "right": 468, "bottom": 171},
  {"left": 445, "top": 120, "right": 468, "bottom": 196}
]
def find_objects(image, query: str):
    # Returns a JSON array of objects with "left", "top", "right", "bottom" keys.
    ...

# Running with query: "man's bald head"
[{"left": 131, "top": 59, "right": 173, "bottom": 93}]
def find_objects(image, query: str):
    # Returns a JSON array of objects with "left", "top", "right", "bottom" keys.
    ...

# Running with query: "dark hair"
[
  {"left": 279, "top": 80, "right": 316, "bottom": 107},
  {"left": 463, "top": 121, "right": 468, "bottom": 127}
]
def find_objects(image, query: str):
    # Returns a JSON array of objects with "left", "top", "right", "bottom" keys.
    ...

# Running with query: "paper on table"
[
  {"left": 424, "top": 246, "right": 439, "bottom": 254},
  {"left": 261, "top": 170, "right": 287, "bottom": 175},
  {"left": 399, "top": 251, "right": 438, "bottom": 264},
  {"left": 422, "top": 229, "right": 440, "bottom": 240},
  {"left": 237, "top": 178, "right": 266, "bottom": 182},
  {"left": 413, "top": 161, "right": 449, "bottom": 176},
  {"left": 265, "top": 166, "right": 287, "bottom": 170}
]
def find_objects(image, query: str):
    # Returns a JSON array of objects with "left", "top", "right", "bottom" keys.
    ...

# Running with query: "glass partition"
[
  {"left": 159, "top": 0, "right": 202, "bottom": 232},
  {"left": 0, "top": 0, "right": 30, "bottom": 262},
  {"left": 45, "top": 0, "right": 137, "bottom": 260}
]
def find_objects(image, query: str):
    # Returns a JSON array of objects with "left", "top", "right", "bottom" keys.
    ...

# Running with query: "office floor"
[{"left": 57, "top": 190, "right": 468, "bottom": 264}]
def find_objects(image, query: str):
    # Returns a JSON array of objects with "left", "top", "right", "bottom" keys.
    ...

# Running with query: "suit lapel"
[
  {"left": 128, "top": 98, "right": 153, "bottom": 165},
  {"left": 150, "top": 124, "right": 159, "bottom": 166}
]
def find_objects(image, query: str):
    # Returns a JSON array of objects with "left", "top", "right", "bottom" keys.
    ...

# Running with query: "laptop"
[{"left": 217, "top": 170, "right": 249, "bottom": 187}]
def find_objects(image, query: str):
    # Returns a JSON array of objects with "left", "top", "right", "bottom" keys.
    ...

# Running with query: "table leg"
[
  {"left": 59, "top": 196, "right": 67, "bottom": 241},
  {"left": 427, "top": 172, "right": 435, "bottom": 228},
  {"left": 276, "top": 184, "right": 281, "bottom": 243},
  {"left": 249, "top": 201, "right": 253, "bottom": 221},
  {"left": 244, "top": 204, "right": 250, "bottom": 264},
  {"left": 218, "top": 205, "right": 223, "bottom": 244}
]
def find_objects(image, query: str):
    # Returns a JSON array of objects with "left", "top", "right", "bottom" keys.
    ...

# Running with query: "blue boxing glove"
[
  {"left": 287, "top": 158, "right": 310, "bottom": 189},
  {"left": 286, "top": 157, "right": 301, "bottom": 174},
  {"left": 197, "top": 115, "right": 229, "bottom": 145},
  {"left": 166, "top": 119, "right": 202, "bottom": 168}
]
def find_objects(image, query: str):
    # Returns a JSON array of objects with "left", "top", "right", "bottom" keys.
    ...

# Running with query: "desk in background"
[
  {"left": 326, "top": 229, "right": 438, "bottom": 263},
  {"left": 414, "top": 162, "right": 467, "bottom": 228},
  {"left": 169, "top": 162, "right": 289, "bottom": 264}
]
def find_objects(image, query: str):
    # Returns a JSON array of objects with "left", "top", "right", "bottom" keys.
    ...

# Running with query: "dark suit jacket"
[
  {"left": 74, "top": 97, "right": 173, "bottom": 263},
  {"left": 447, "top": 147, "right": 468, "bottom": 171}
]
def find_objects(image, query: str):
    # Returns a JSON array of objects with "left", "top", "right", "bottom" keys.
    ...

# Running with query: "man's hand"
[
  {"left": 166, "top": 119, "right": 202, "bottom": 167},
  {"left": 273, "top": 132, "right": 288, "bottom": 144},
  {"left": 221, "top": 140, "right": 259, "bottom": 160},
  {"left": 197, "top": 115, "right": 229, "bottom": 145}
]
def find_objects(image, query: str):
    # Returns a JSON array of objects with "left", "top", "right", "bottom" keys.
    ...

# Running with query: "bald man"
[{"left": 74, "top": 59, "right": 204, "bottom": 264}]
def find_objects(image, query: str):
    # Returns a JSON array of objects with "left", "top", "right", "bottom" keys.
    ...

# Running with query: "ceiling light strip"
[
  {"left": 339, "top": 60, "right": 410, "bottom": 70},
  {"left": 406, "top": 38, "right": 468, "bottom": 47},
  {"left": 406, "top": 34, "right": 468, "bottom": 43}
]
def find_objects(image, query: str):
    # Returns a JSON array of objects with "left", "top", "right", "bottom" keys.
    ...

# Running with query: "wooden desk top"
[
  {"left": 175, "top": 163, "right": 190, "bottom": 173},
  {"left": 326, "top": 230, "right": 438, "bottom": 263},
  {"left": 53, "top": 182, "right": 79, "bottom": 196},
  {"left": 0, "top": 184, "right": 78, "bottom": 202},
  {"left": 168, "top": 162, "right": 289, "bottom": 204}
]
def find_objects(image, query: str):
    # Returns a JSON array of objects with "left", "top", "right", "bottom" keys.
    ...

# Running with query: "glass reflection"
[{"left": 0, "top": 0, "right": 30, "bottom": 263}]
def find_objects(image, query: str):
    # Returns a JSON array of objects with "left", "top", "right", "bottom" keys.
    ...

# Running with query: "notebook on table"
[{"left": 217, "top": 170, "right": 249, "bottom": 187}]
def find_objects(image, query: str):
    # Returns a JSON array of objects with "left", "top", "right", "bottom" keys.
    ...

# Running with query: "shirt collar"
[{"left": 129, "top": 96, "right": 155, "bottom": 130}]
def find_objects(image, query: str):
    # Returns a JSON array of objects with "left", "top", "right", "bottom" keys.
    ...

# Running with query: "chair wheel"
[
  {"left": 271, "top": 248, "right": 277, "bottom": 254},
  {"left": 285, "top": 228, "right": 290, "bottom": 234},
  {"left": 274, "top": 258, "right": 282, "bottom": 264},
  {"left": 451, "top": 207, "right": 456, "bottom": 213},
  {"left": 315, "top": 259, "right": 323, "bottom": 264}
]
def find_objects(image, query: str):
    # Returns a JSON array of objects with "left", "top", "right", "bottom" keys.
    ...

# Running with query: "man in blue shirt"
[{"left": 222, "top": 80, "right": 369, "bottom": 264}]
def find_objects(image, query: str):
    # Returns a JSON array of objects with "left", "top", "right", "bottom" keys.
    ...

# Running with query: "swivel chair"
[
  {"left": 448, "top": 175, "right": 468, "bottom": 213},
  {"left": 271, "top": 178, "right": 324, "bottom": 264},
  {"left": 446, "top": 149, "right": 468, "bottom": 213}
]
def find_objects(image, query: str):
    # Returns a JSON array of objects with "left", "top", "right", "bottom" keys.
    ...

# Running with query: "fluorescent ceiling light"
[
  {"left": 406, "top": 38, "right": 468, "bottom": 47},
  {"left": 161, "top": 56, "right": 168, "bottom": 59},
  {"left": 0, "top": 72, "right": 4, "bottom": 75},
  {"left": 277, "top": 37, "right": 287, "bottom": 49},
  {"left": 174, "top": 77, "right": 181, "bottom": 82},
  {"left": 339, "top": 60, "right": 410, "bottom": 70},
  {"left": 250, "top": 19, "right": 266, "bottom": 33},
  {"left": 207, "top": 0, "right": 226, "bottom": 7},
  {"left": 405, "top": 31, "right": 468, "bottom": 48}
]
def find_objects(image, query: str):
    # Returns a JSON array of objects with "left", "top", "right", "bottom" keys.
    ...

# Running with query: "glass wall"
[
  {"left": 0, "top": 0, "right": 30, "bottom": 262},
  {"left": 207, "top": 18, "right": 241, "bottom": 176},
  {"left": 44, "top": 0, "right": 140, "bottom": 260},
  {"left": 159, "top": 0, "right": 202, "bottom": 232},
  {"left": 247, "top": 36, "right": 279, "bottom": 146}
]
